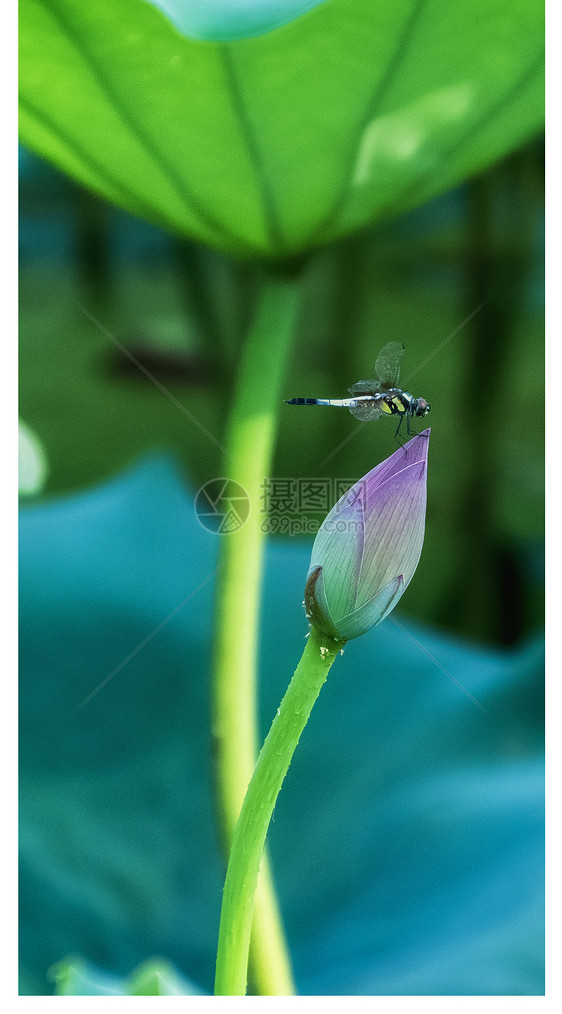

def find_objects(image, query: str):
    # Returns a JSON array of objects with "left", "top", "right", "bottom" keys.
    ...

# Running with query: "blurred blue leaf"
[
  {"left": 145, "top": 0, "right": 328, "bottom": 41},
  {"left": 19, "top": 456, "right": 544, "bottom": 995}
]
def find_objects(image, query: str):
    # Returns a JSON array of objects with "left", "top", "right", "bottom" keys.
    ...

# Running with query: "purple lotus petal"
[
  {"left": 357, "top": 461, "right": 427, "bottom": 602},
  {"left": 335, "top": 574, "right": 405, "bottom": 641},
  {"left": 310, "top": 493, "right": 365, "bottom": 620},
  {"left": 334, "top": 431, "right": 429, "bottom": 513},
  {"left": 304, "top": 565, "right": 339, "bottom": 640}
]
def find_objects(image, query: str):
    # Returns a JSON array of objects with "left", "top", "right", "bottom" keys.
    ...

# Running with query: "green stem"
[
  {"left": 214, "top": 628, "right": 342, "bottom": 995},
  {"left": 211, "top": 268, "right": 301, "bottom": 995}
]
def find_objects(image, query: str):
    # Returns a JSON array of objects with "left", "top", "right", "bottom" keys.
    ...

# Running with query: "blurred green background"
[{"left": 20, "top": 138, "right": 544, "bottom": 645}]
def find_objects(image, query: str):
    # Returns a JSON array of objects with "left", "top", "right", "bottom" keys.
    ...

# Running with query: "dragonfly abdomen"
[{"left": 284, "top": 397, "right": 362, "bottom": 407}]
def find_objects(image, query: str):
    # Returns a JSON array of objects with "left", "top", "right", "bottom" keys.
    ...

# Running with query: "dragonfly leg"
[
  {"left": 394, "top": 414, "right": 406, "bottom": 447},
  {"left": 402, "top": 413, "right": 430, "bottom": 448}
]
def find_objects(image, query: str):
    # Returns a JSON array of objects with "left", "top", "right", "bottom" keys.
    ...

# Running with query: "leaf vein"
[
  {"left": 42, "top": 0, "right": 255, "bottom": 253},
  {"left": 307, "top": 0, "right": 428, "bottom": 246},
  {"left": 19, "top": 94, "right": 174, "bottom": 227},
  {"left": 381, "top": 47, "right": 545, "bottom": 220},
  {"left": 220, "top": 46, "right": 284, "bottom": 253}
]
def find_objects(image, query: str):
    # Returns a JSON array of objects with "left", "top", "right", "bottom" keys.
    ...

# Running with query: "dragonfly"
[{"left": 285, "top": 341, "right": 430, "bottom": 439}]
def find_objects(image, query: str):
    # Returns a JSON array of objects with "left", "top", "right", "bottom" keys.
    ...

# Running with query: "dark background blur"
[{"left": 19, "top": 138, "right": 544, "bottom": 646}]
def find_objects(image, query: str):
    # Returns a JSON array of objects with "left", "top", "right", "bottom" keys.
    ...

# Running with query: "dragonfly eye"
[{"left": 416, "top": 399, "right": 430, "bottom": 416}]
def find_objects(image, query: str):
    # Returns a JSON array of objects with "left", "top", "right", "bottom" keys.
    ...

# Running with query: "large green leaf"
[{"left": 19, "top": 0, "right": 544, "bottom": 257}]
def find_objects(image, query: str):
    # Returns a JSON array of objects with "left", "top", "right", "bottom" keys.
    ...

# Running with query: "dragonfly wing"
[
  {"left": 348, "top": 379, "right": 378, "bottom": 395},
  {"left": 375, "top": 341, "right": 405, "bottom": 389},
  {"left": 348, "top": 399, "right": 383, "bottom": 422}
]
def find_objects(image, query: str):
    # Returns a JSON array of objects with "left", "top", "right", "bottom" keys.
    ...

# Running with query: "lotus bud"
[{"left": 304, "top": 431, "right": 430, "bottom": 641}]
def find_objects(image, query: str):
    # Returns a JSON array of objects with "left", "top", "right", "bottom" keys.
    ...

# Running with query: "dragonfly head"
[{"left": 414, "top": 397, "right": 430, "bottom": 417}]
